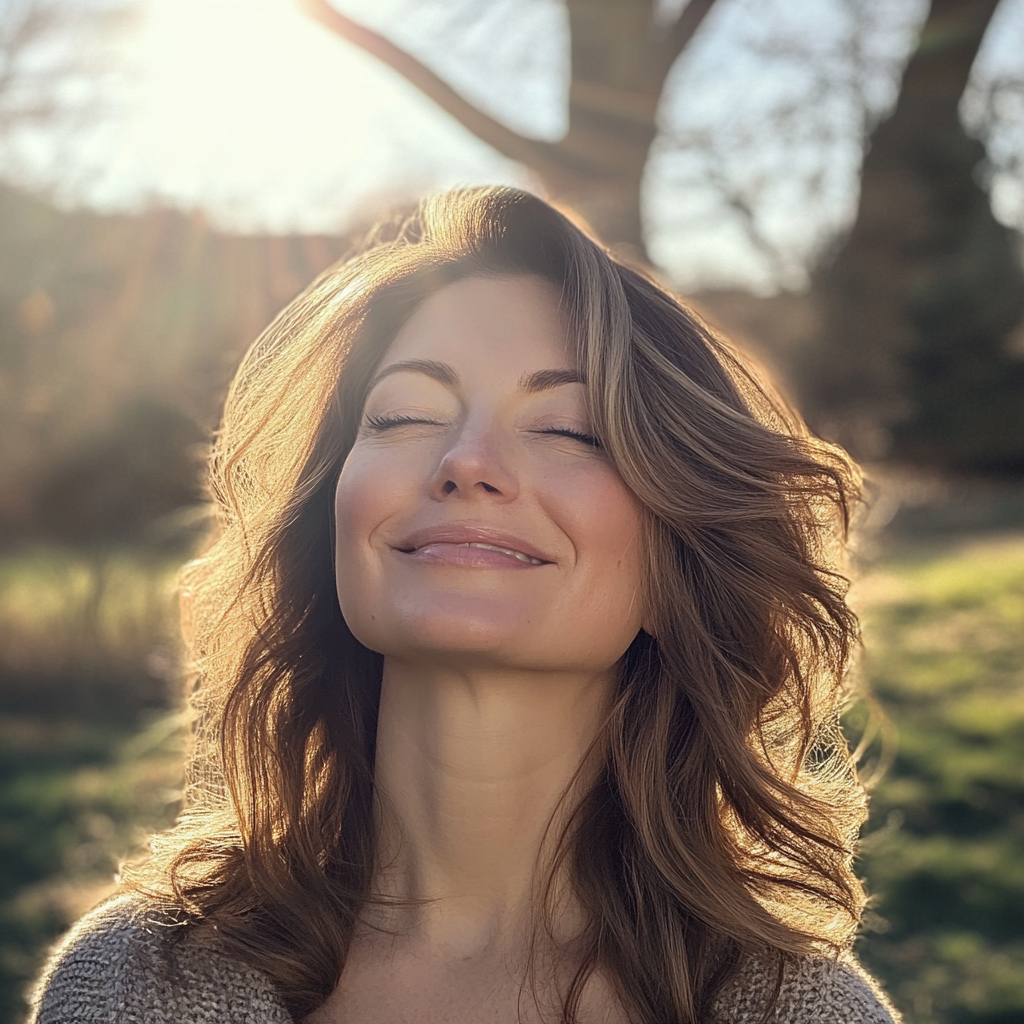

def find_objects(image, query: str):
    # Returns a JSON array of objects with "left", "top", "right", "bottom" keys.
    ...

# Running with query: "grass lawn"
[
  {"left": 0, "top": 548, "right": 184, "bottom": 1023},
  {"left": 1, "top": 530, "right": 1023, "bottom": 1023},
  {"left": 850, "top": 530, "right": 1024, "bottom": 1024},
  {"left": 0, "top": 713, "right": 184, "bottom": 1024}
]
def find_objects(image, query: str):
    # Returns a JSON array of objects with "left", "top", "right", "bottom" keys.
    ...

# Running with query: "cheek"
[
  {"left": 333, "top": 447, "right": 413, "bottom": 650},
  {"left": 334, "top": 450, "right": 377, "bottom": 551},
  {"left": 335, "top": 444, "right": 415, "bottom": 541},
  {"left": 579, "top": 469, "right": 643, "bottom": 560},
  {"left": 551, "top": 466, "right": 646, "bottom": 619},
  {"left": 333, "top": 446, "right": 408, "bottom": 601}
]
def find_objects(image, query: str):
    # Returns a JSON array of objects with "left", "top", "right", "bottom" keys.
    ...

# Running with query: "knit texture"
[{"left": 29, "top": 897, "right": 901, "bottom": 1023}]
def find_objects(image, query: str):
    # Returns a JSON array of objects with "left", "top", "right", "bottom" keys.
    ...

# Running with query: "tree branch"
[
  {"left": 666, "top": 0, "right": 717, "bottom": 64},
  {"left": 297, "top": 0, "right": 566, "bottom": 173}
]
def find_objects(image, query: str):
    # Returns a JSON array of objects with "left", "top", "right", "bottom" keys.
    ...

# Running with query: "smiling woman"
[
  {"left": 335, "top": 276, "right": 646, "bottom": 673},
  {"left": 29, "top": 187, "right": 898, "bottom": 1024}
]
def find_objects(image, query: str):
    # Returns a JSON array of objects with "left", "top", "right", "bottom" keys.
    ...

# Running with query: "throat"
[{"left": 366, "top": 659, "right": 614, "bottom": 946}]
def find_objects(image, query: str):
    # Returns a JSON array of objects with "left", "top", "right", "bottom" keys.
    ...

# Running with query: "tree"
[
  {"left": 0, "top": 0, "right": 130, "bottom": 150},
  {"left": 807, "top": 0, "right": 1024, "bottom": 470},
  {"left": 301, "top": 0, "right": 1024, "bottom": 473},
  {"left": 300, "top": 0, "right": 719, "bottom": 258},
  {"left": 0, "top": 181, "right": 352, "bottom": 543}
]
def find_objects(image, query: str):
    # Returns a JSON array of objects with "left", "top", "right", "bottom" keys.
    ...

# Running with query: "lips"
[{"left": 394, "top": 524, "right": 554, "bottom": 566}]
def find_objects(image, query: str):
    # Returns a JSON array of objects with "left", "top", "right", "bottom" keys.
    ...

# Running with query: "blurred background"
[{"left": 0, "top": 0, "right": 1022, "bottom": 1021}]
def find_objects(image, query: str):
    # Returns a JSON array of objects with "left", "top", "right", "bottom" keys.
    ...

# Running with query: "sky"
[
  {"left": 5, "top": 0, "right": 1024, "bottom": 292},
  {"left": 39, "top": 0, "right": 550, "bottom": 230}
]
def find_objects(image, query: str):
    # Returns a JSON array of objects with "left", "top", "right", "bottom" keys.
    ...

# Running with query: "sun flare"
[{"left": 126, "top": 0, "right": 517, "bottom": 231}]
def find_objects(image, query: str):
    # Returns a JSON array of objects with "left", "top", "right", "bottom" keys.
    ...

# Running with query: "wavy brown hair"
[{"left": 126, "top": 186, "right": 866, "bottom": 1023}]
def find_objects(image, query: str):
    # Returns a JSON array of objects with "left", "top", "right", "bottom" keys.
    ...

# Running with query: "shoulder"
[
  {"left": 28, "top": 895, "right": 292, "bottom": 1024},
  {"left": 715, "top": 949, "right": 902, "bottom": 1024}
]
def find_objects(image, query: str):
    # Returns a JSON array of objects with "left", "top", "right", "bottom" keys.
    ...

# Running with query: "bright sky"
[
  {"left": 80, "top": 0, "right": 532, "bottom": 230},
  {"left": 10, "top": 0, "right": 1024, "bottom": 291}
]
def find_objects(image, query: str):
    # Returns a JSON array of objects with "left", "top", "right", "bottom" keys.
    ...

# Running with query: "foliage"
[{"left": 0, "top": 182, "right": 351, "bottom": 543}]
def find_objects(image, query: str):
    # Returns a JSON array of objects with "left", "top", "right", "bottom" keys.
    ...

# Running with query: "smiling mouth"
[
  {"left": 397, "top": 541, "right": 550, "bottom": 566},
  {"left": 456, "top": 542, "right": 545, "bottom": 565}
]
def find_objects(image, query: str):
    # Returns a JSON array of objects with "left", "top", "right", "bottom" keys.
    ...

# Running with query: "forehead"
[{"left": 381, "top": 275, "right": 572, "bottom": 373}]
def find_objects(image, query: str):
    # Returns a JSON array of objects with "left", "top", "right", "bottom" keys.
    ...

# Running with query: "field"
[
  {"left": 851, "top": 526, "right": 1024, "bottom": 1024},
  {"left": 0, "top": 548, "right": 186, "bottom": 1024},
  {"left": 1, "top": 515, "right": 1023, "bottom": 1023}
]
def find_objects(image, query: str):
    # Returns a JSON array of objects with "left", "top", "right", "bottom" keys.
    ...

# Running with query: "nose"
[{"left": 428, "top": 420, "right": 519, "bottom": 502}]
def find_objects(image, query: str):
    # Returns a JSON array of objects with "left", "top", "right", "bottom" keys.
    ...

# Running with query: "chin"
[{"left": 347, "top": 602, "right": 527, "bottom": 660}]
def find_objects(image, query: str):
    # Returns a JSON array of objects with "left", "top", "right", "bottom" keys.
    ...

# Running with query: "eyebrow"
[
  {"left": 367, "top": 359, "right": 585, "bottom": 394},
  {"left": 368, "top": 359, "right": 458, "bottom": 391},
  {"left": 520, "top": 367, "right": 585, "bottom": 392}
]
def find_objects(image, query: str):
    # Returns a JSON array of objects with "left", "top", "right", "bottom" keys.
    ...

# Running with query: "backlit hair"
[{"left": 127, "top": 187, "right": 866, "bottom": 1023}]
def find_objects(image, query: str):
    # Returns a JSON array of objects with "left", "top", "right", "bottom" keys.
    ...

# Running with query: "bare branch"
[
  {"left": 0, "top": 1, "right": 133, "bottom": 143},
  {"left": 661, "top": 124, "right": 797, "bottom": 283},
  {"left": 665, "top": 0, "right": 717, "bottom": 65},
  {"left": 297, "top": 0, "right": 569, "bottom": 174}
]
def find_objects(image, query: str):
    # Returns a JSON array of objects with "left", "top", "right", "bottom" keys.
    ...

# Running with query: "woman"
[{"left": 31, "top": 187, "right": 899, "bottom": 1023}]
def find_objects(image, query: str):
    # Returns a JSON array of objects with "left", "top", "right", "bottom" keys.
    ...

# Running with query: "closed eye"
[
  {"left": 364, "top": 414, "right": 444, "bottom": 431},
  {"left": 535, "top": 427, "right": 603, "bottom": 449}
]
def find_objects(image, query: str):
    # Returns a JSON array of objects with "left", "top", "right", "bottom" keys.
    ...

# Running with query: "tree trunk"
[
  {"left": 806, "top": 0, "right": 1024, "bottom": 471},
  {"left": 544, "top": 0, "right": 663, "bottom": 254}
]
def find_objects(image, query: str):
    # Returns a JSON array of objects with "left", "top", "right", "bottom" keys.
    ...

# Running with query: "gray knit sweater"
[{"left": 29, "top": 897, "right": 902, "bottom": 1023}]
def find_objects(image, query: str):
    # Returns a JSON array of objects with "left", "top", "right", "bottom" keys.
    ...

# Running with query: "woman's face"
[{"left": 334, "top": 274, "right": 645, "bottom": 675}]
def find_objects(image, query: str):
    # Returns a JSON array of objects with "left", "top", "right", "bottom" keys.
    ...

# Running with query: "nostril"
[
  {"left": 481, "top": 482, "right": 499, "bottom": 494},
  {"left": 442, "top": 480, "right": 457, "bottom": 495}
]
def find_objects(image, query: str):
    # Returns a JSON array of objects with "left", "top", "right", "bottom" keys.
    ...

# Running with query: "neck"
[{"left": 368, "top": 658, "right": 614, "bottom": 953}]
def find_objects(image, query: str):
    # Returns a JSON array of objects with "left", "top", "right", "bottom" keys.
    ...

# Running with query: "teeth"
[{"left": 465, "top": 542, "right": 544, "bottom": 565}]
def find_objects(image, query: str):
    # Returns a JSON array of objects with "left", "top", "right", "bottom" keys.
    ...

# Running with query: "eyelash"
[
  {"left": 363, "top": 415, "right": 602, "bottom": 450},
  {"left": 364, "top": 414, "right": 441, "bottom": 430},
  {"left": 537, "top": 426, "right": 603, "bottom": 449}
]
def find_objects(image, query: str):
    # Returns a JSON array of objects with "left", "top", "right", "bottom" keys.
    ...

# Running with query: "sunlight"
[
  {"left": 136, "top": 1, "right": 356, "bottom": 176},
  {"left": 124, "top": 0, "right": 519, "bottom": 231}
]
